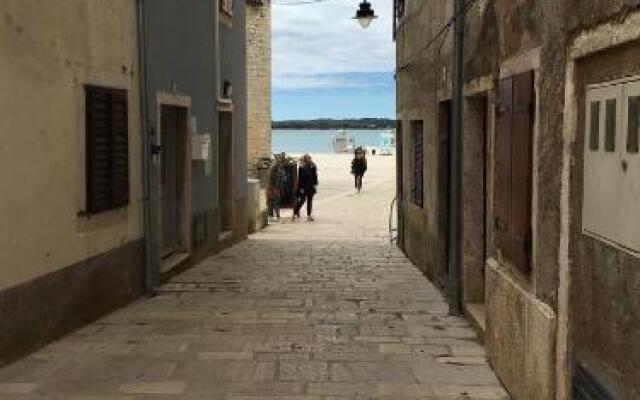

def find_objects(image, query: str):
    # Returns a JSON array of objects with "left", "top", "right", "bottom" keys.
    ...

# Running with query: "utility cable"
[{"left": 397, "top": 0, "right": 480, "bottom": 71}]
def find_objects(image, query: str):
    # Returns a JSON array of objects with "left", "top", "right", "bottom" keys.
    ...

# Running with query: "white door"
[
  {"left": 619, "top": 81, "right": 640, "bottom": 252},
  {"left": 583, "top": 78, "right": 640, "bottom": 255}
]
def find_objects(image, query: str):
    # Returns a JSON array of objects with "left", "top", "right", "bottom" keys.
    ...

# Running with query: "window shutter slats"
[
  {"left": 85, "top": 86, "right": 129, "bottom": 214},
  {"left": 109, "top": 90, "right": 129, "bottom": 208},
  {"left": 86, "top": 87, "right": 112, "bottom": 213},
  {"left": 412, "top": 121, "right": 424, "bottom": 208}
]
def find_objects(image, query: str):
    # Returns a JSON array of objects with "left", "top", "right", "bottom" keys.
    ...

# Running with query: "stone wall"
[
  {"left": 246, "top": 1, "right": 272, "bottom": 177},
  {"left": 397, "top": 1, "right": 640, "bottom": 398}
]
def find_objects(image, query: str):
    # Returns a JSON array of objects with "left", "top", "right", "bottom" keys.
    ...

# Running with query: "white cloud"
[{"left": 272, "top": 0, "right": 395, "bottom": 91}]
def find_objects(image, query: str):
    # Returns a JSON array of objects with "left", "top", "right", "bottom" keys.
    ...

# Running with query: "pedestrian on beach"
[
  {"left": 351, "top": 147, "right": 367, "bottom": 193},
  {"left": 267, "top": 153, "right": 287, "bottom": 222},
  {"left": 293, "top": 153, "right": 318, "bottom": 222}
]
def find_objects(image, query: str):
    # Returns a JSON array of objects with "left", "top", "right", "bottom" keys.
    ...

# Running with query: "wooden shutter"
[
  {"left": 495, "top": 77, "right": 513, "bottom": 261},
  {"left": 86, "top": 87, "right": 112, "bottom": 213},
  {"left": 109, "top": 90, "right": 130, "bottom": 208},
  {"left": 510, "top": 71, "right": 534, "bottom": 272},
  {"left": 396, "top": 120, "right": 403, "bottom": 200},
  {"left": 413, "top": 121, "right": 424, "bottom": 208},
  {"left": 495, "top": 71, "right": 534, "bottom": 273},
  {"left": 85, "top": 86, "right": 129, "bottom": 214}
]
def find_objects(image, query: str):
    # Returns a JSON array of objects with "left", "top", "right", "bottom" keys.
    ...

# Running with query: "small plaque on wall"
[{"left": 192, "top": 134, "right": 211, "bottom": 160}]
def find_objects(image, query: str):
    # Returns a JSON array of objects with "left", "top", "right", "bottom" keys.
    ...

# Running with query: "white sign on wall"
[{"left": 192, "top": 134, "right": 211, "bottom": 161}]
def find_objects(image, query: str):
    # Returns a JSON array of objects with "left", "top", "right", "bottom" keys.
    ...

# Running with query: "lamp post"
[{"left": 354, "top": 0, "right": 378, "bottom": 29}]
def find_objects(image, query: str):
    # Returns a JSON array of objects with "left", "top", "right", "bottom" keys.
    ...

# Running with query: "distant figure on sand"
[
  {"left": 293, "top": 154, "right": 318, "bottom": 222},
  {"left": 267, "top": 153, "right": 286, "bottom": 222},
  {"left": 351, "top": 147, "right": 367, "bottom": 193}
]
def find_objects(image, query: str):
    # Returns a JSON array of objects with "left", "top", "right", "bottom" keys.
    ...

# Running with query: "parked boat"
[
  {"left": 379, "top": 130, "right": 396, "bottom": 155},
  {"left": 332, "top": 130, "right": 355, "bottom": 153}
]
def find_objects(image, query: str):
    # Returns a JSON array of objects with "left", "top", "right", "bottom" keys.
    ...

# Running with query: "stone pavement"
[{"left": 0, "top": 155, "right": 509, "bottom": 399}]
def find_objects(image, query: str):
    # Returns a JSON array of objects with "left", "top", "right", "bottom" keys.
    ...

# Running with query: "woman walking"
[
  {"left": 293, "top": 154, "right": 318, "bottom": 222},
  {"left": 351, "top": 147, "right": 367, "bottom": 193}
]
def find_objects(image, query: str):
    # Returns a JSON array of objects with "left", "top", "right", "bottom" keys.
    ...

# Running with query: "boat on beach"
[{"left": 332, "top": 130, "right": 355, "bottom": 153}]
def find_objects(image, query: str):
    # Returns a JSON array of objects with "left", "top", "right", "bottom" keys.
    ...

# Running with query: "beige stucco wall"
[
  {"left": 246, "top": 2, "right": 271, "bottom": 176},
  {"left": 0, "top": 0, "right": 143, "bottom": 291}
]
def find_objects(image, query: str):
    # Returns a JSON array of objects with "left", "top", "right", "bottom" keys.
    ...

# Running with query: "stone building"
[
  {"left": 0, "top": 0, "right": 249, "bottom": 366},
  {"left": 246, "top": 0, "right": 272, "bottom": 177},
  {"left": 395, "top": 0, "right": 640, "bottom": 399}
]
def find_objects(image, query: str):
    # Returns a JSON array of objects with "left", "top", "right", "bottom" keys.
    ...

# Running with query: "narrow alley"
[{"left": 0, "top": 155, "right": 507, "bottom": 399}]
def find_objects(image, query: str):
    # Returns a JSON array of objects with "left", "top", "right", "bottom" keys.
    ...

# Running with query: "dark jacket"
[
  {"left": 297, "top": 163, "right": 318, "bottom": 195},
  {"left": 351, "top": 157, "right": 367, "bottom": 176}
]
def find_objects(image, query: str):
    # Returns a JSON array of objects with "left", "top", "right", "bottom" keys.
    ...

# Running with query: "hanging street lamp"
[{"left": 354, "top": 0, "right": 378, "bottom": 29}]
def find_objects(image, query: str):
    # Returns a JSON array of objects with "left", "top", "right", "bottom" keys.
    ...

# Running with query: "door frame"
[{"left": 155, "top": 92, "right": 192, "bottom": 267}]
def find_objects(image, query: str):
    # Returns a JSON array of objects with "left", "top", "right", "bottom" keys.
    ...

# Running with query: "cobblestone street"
[{"left": 0, "top": 155, "right": 508, "bottom": 399}]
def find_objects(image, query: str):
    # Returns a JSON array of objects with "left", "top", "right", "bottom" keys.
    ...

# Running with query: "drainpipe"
[
  {"left": 448, "top": 0, "right": 465, "bottom": 315},
  {"left": 136, "top": 0, "right": 155, "bottom": 294}
]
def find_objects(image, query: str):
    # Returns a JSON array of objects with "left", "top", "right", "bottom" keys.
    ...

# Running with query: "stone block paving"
[{"left": 0, "top": 156, "right": 509, "bottom": 399}]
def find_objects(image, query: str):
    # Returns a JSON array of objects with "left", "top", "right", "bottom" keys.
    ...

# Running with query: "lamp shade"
[{"left": 354, "top": 1, "right": 378, "bottom": 29}]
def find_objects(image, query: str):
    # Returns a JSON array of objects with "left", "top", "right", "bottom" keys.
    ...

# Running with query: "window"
[
  {"left": 495, "top": 71, "right": 535, "bottom": 273},
  {"left": 220, "top": 0, "right": 233, "bottom": 16},
  {"left": 411, "top": 120, "right": 424, "bottom": 208},
  {"left": 85, "top": 86, "right": 129, "bottom": 214},
  {"left": 589, "top": 101, "right": 600, "bottom": 151},
  {"left": 627, "top": 95, "right": 639, "bottom": 153},
  {"left": 605, "top": 98, "right": 617, "bottom": 152}
]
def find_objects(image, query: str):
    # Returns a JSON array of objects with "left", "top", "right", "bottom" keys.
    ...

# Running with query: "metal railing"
[{"left": 389, "top": 196, "right": 398, "bottom": 243}]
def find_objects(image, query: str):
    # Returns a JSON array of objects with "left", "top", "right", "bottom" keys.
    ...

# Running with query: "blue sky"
[{"left": 272, "top": 0, "right": 395, "bottom": 120}]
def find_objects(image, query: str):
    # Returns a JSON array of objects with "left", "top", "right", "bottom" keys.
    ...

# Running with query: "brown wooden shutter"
[
  {"left": 85, "top": 86, "right": 129, "bottom": 213},
  {"left": 109, "top": 90, "right": 129, "bottom": 208},
  {"left": 495, "top": 72, "right": 534, "bottom": 273},
  {"left": 510, "top": 71, "right": 534, "bottom": 272},
  {"left": 495, "top": 77, "right": 513, "bottom": 261},
  {"left": 413, "top": 121, "right": 424, "bottom": 208},
  {"left": 396, "top": 120, "right": 403, "bottom": 200},
  {"left": 86, "top": 87, "right": 112, "bottom": 213}
]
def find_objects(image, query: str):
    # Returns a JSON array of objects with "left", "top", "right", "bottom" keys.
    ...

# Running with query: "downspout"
[
  {"left": 448, "top": 0, "right": 465, "bottom": 315},
  {"left": 136, "top": 0, "right": 155, "bottom": 294}
]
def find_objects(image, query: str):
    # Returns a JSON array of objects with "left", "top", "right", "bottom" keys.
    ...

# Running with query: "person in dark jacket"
[
  {"left": 351, "top": 147, "right": 367, "bottom": 193},
  {"left": 293, "top": 153, "right": 318, "bottom": 222},
  {"left": 267, "top": 153, "right": 286, "bottom": 221}
]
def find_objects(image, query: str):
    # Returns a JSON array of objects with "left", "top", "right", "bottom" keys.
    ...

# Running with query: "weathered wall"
[
  {"left": 220, "top": 0, "right": 249, "bottom": 241},
  {"left": 246, "top": 2, "right": 272, "bottom": 177},
  {"left": 0, "top": 0, "right": 143, "bottom": 292},
  {"left": 144, "top": 0, "right": 218, "bottom": 258}
]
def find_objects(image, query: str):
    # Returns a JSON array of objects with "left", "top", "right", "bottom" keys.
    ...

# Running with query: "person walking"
[
  {"left": 351, "top": 147, "right": 367, "bottom": 193},
  {"left": 293, "top": 154, "right": 318, "bottom": 222},
  {"left": 267, "top": 153, "right": 286, "bottom": 222}
]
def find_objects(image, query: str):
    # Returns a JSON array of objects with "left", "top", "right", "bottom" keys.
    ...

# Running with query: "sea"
[{"left": 272, "top": 129, "right": 390, "bottom": 155}]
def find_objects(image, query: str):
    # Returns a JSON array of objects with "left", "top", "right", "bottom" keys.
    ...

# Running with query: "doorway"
[
  {"left": 437, "top": 100, "right": 452, "bottom": 289},
  {"left": 159, "top": 105, "right": 190, "bottom": 262},
  {"left": 462, "top": 95, "right": 488, "bottom": 310},
  {"left": 218, "top": 110, "right": 233, "bottom": 235}
]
